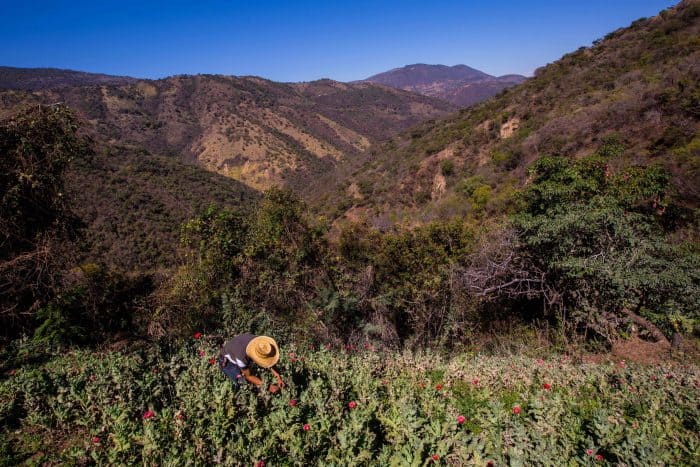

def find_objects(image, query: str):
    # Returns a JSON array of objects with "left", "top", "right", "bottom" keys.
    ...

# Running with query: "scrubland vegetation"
[{"left": 1, "top": 1, "right": 699, "bottom": 464}]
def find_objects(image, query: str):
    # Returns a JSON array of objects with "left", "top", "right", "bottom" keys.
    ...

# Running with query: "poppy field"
[{"left": 1, "top": 337, "right": 698, "bottom": 465}]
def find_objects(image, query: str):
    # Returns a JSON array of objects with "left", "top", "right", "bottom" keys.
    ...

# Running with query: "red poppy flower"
[
  {"left": 596, "top": 454, "right": 603, "bottom": 461},
  {"left": 543, "top": 383, "right": 551, "bottom": 390},
  {"left": 472, "top": 379, "right": 479, "bottom": 385},
  {"left": 457, "top": 415, "right": 465, "bottom": 424},
  {"left": 290, "top": 399, "right": 298, "bottom": 407},
  {"left": 513, "top": 406, "right": 520, "bottom": 415},
  {"left": 432, "top": 454, "right": 439, "bottom": 461},
  {"left": 208, "top": 358, "right": 216, "bottom": 365},
  {"left": 486, "top": 461, "right": 494, "bottom": 467},
  {"left": 91, "top": 436, "right": 100, "bottom": 444},
  {"left": 303, "top": 424, "right": 310, "bottom": 431},
  {"left": 435, "top": 384, "right": 443, "bottom": 391},
  {"left": 348, "top": 401, "right": 357, "bottom": 409},
  {"left": 143, "top": 410, "right": 155, "bottom": 420},
  {"left": 256, "top": 461, "right": 265, "bottom": 467},
  {"left": 194, "top": 332, "right": 202, "bottom": 339}
]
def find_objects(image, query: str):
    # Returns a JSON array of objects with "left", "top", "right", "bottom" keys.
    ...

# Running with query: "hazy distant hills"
[
  {"left": 365, "top": 64, "right": 527, "bottom": 107},
  {"left": 0, "top": 66, "right": 138, "bottom": 90},
  {"left": 0, "top": 73, "right": 454, "bottom": 192}
]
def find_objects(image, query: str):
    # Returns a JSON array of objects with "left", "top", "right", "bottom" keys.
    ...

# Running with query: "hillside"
[
  {"left": 0, "top": 74, "right": 454, "bottom": 193},
  {"left": 365, "top": 64, "right": 527, "bottom": 107},
  {"left": 0, "top": 66, "right": 138, "bottom": 90},
  {"left": 328, "top": 1, "right": 699, "bottom": 226},
  {"left": 0, "top": 73, "right": 454, "bottom": 270}
]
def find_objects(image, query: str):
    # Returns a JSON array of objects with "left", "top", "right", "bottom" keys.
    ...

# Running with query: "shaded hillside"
[
  {"left": 0, "top": 74, "right": 455, "bottom": 194},
  {"left": 329, "top": 0, "right": 699, "bottom": 226},
  {"left": 66, "top": 146, "right": 259, "bottom": 271},
  {"left": 0, "top": 66, "right": 138, "bottom": 90},
  {"left": 365, "top": 64, "right": 527, "bottom": 107}
]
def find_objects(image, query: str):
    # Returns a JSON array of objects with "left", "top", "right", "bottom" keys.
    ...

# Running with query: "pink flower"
[
  {"left": 176, "top": 413, "right": 184, "bottom": 420},
  {"left": 543, "top": 383, "right": 551, "bottom": 390},
  {"left": 199, "top": 350, "right": 205, "bottom": 357},
  {"left": 537, "top": 359, "right": 544, "bottom": 365},
  {"left": 348, "top": 401, "right": 357, "bottom": 409},
  {"left": 513, "top": 406, "right": 520, "bottom": 415},
  {"left": 194, "top": 332, "right": 202, "bottom": 339},
  {"left": 457, "top": 415, "right": 466, "bottom": 424},
  {"left": 586, "top": 449, "right": 593, "bottom": 456},
  {"left": 432, "top": 454, "right": 439, "bottom": 461},
  {"left": 89, "top": 374, "right": 95, "bottom": 381},
  {"left": 290, "top": 399, "right": 298, "bottom": 407},
  {"left": 596, "top": 454, "right": 603, "bottom": 461},
  {"left": 256, "top": 461, "right": 265, "bottom": 467},
  {"left": 291, "top": 357, "right": 297, "bottom": 363},
  {"left": 651, "top": 375, "right": 657, "bottom": 381},
  {"left": 143, "top": 410, "right": 155, "bottom": 420},
  {"left": 91, "top": 436, "right": 100, "bottom": 444},
  {"left": 472, "top": 379, "right": 479, "bottom": 385},
  {"left": 303, "top": 423, "right": 310, "bottom": 431}
]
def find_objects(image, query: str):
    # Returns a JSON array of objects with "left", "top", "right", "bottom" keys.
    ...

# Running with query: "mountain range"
[
  {"left": 1, "top": 0, "right": 697, "bottom": 270},
  {"left": 365, "top": 64, "right": 527, "bottom": 107},
  {"left": 0, "top": 69, "right": 455, "bottom": 268}
]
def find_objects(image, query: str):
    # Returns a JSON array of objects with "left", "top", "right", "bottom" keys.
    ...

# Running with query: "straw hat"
[{"left": 245, "top": 336, "right": 280, "bottom": 368}]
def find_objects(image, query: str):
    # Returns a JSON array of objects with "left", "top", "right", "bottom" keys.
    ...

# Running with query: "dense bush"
[
  {"left": 514, "top": 154, "right": 699, "bottom": 339},
  {"left": 0, "top": 105, "right": 91, "bottom": 337}
]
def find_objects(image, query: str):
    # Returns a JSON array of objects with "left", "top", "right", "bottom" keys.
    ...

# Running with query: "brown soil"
[{"left": 582, "top": 335, "right": 699, "bottom": 365}]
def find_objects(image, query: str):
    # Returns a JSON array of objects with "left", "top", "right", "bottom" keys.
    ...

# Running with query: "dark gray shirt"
[{"left": 222, "top": 334, "right": 255, "bottom": 368}]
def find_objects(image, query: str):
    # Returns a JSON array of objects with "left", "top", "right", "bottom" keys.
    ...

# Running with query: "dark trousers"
[{"left": 220, "top": 359, "right": 245, "bottom": 387}]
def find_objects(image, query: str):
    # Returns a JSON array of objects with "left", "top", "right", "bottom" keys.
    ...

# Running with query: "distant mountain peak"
[
  {"left": 364, "top": 63, "right": 526, "bottom": 107},
  {"left": 0, "top": 66, "right": 138, "bottom": 91}
]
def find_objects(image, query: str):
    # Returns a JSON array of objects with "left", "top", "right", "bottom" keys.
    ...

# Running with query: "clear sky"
[{"left": 1, "top": 0, "right": 676, "bottom": 82}]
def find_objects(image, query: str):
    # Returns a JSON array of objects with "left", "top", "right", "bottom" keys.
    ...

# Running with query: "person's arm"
[
  {"left": 269, "top": 367, "right": 285, "bottom": 388},
  {"left": 241, "top": 368, "right": 263, "bottom": 386}
]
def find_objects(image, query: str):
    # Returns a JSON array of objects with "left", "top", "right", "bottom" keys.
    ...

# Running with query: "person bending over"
[{"left": 220, "top": 334, "right": 285, "bottom": 393}]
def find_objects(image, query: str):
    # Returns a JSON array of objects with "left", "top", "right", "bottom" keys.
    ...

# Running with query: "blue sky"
[{"left": 0, "top": 0, "right": 676, "bottom": 82}]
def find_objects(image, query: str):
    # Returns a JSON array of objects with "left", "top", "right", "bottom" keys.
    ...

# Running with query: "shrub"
[{"left": 440, "top": 160, "right": 455, "bottom": 177}]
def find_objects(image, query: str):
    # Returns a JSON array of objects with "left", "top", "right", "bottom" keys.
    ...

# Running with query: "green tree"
[{"left": 515, "top": 154, "right": 699, "bottom": 340}]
